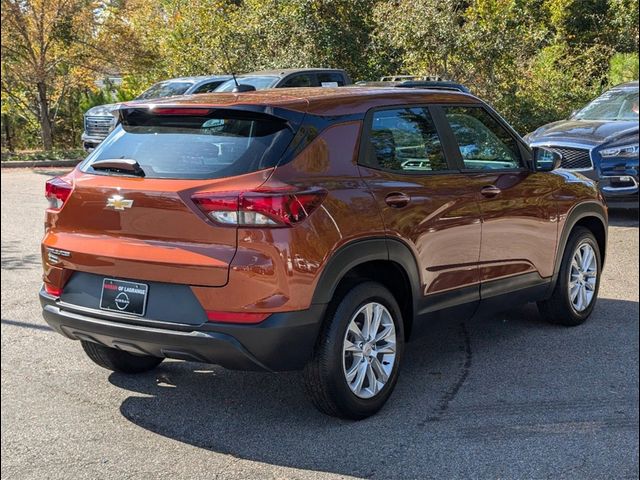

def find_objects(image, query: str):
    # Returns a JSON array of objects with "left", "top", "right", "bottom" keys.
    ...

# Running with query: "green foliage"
[
  {"left": 608, "top": 52, "right": 640, "bottom": 86},
  {"left": 513, "top": 43, "right": 607, "bottom": 132},
  {"left": 2, "top": 0, "right": 639, "bottom": 153}
]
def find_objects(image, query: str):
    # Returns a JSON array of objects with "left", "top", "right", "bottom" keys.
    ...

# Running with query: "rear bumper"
[{"left": 40, "top": 289, "right": 325, "bottom": 372}]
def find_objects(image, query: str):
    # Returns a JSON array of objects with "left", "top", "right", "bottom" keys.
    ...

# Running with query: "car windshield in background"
[
  {"left": 135, "top": 82, "right": 193, "bottom": 100},
  {"left": 83, "top": 111, "right": 295, "bottom": 179},
  {"left": 215, "top": 76, "right": 279, "bottom": 92},
  {"left": 574, "top": 89, "right": 639, "bottom": 121}
]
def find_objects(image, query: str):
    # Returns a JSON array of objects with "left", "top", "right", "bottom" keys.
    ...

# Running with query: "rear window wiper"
[{"left": 90, "top": 158, "right": 146, "bottom": 177}]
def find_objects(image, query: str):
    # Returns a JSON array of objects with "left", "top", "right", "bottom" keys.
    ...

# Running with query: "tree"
[
  {"left": 1, "top": 0, "right": 157, "bottom": 150},
  {"left": 372, "top": 0, "right": 465, "bottom": 77}
]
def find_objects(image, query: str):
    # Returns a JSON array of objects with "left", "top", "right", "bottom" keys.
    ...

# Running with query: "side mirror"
[{"left": 533, "top": 147, "right": 563, "bottom": 172}]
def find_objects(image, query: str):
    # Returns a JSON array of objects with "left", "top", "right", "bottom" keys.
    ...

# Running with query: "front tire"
[
  {"left": 538, "top": 227, "right": 601, "bottom": 326},
  {"left": 304, "top": 281, "right": 404, "bottom": 420},
  {"left": 81, "top": 341, "right": 163, "bottom": 373}
]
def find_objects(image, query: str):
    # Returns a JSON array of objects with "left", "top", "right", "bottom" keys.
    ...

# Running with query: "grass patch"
[{"left": 1, "top": 149, "right": 86, "bottom": 162}]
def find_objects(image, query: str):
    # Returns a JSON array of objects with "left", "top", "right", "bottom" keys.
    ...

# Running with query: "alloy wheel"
[
  {"left": 342, "top": 302, "right": 397, "bottom": 399},
  {"left": 569, "top": 242, "right": 598, "bottom": 313}
]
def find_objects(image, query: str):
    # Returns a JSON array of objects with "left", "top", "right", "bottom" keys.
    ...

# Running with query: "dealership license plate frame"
[{"left": 99, "top": 278, "right": 148, "bottom": 316}]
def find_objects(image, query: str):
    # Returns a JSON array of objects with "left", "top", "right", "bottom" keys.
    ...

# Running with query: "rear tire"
[
  {"left": 304, "top": 281, "right": 404, "bottom": 420},
  {"left": 538, "top": 227, "right": 601, "bottom": 326},
  {"left": 81, "top": 341, "right": 163, "bottom": 373}
]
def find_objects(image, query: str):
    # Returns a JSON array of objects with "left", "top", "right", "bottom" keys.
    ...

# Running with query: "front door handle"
[
  {"left": 480, "top": 185, "right": 502, "bottom": 198},
  {"left": 385, "top": 192, "right": 411, "bottom": 208}
]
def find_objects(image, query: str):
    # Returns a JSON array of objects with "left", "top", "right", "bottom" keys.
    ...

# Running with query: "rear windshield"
[
  {"left": 136, "top": 82, "right": 193, "bottom": 100},
  {"left": 82, "top": 110, "right": 296, "bottom": 179}
]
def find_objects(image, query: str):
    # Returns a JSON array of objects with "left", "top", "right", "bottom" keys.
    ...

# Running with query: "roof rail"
[{"left": 394, "top": 80, "right": 470, "bottom": 93}]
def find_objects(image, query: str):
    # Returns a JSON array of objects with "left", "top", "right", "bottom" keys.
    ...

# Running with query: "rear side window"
[
  {"left": 215, "top": 76, "right": 279, "bottom": 92},
  {"left": 318, "top": 73, "right": 345, "bottom": 87},
  {"left": 192, "top": 81, "right": 225, "bottom": 94},
  {"left": 135, "top": 82, "right": 192, "bottom": 100},
  {"left": 281, "top": 74, "right": 316, "bottom": 88},
  {"left": 444, "top": 106, "right": 522, "bottom": 170},
  {"left": 360, "top": 107, "right": 448, "bottom": 173},
  {"left": 83, "top": 110, "right": 296, "bottom": 179}
]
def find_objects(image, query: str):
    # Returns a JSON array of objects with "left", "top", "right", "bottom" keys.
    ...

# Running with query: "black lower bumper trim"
[{"left": 40, "top": 290, "right": 325, "bottom": 372}]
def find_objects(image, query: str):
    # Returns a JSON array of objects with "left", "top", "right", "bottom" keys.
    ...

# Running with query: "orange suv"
[{"left": 40, "top": 87, "right": 607, "bottom": 419}]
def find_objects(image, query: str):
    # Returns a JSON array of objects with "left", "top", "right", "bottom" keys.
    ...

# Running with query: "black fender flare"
[
  {"left": 311, "top": 237, "right": 422, "bottom": 311},
  {"left": 551, "top": 200, "right": 608, "bottom": 290}
]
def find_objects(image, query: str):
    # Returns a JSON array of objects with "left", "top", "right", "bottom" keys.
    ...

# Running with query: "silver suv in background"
[
  {"left": 214, "top": 68, "right": 351, "bottom": 92},
  {"left": 82, "top": 75, "right": 231, "bottom": 151}
]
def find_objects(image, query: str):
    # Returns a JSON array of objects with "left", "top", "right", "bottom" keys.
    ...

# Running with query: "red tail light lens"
[
  {"left": 152, "top": 107, "right": 212, "bottom": 116},
  {"left": 192, "top": 189, "right": 327, "bottom": 227},
  {"left": 44, "top": 283, "right": 63, "bottom": 297},
  {"left": 206, "top": 311, "right": 270, "bottom": 324},
  {"left": 45, "top": 177, "right": 73, "bottom": 211}
]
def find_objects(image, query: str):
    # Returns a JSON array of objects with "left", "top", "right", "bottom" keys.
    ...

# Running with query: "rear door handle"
[
  {"left": 480, "top": 185, "right": 501, "bottom": 198},
  {"left": 385, "top": 192, "right": 411, "bottom": 208}
]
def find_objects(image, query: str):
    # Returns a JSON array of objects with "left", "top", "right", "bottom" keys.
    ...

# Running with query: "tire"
[
  {"left": 538, "top": 227, "right": 601, "bottom": 326},
  {"left": 303, "top": 281, "right": 404, "bottom": 420},
  {"left": 81, "top": 340, "right": 163, "bottom": 373}
]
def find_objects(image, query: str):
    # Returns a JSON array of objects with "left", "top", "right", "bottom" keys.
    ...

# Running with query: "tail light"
[
  {"left": 192, "top": 188, "right": 327, "bottom": 227},
  {"left": 44, "top": 283, "right": 63, "bottom": 297},
  {"left": 206, "top": 311, "right": 270, "bottom": 324},
  {"left": 152, "top": 107, "right": 212, "bottom": 116},
  {"left": 45, "top": 177, "right": 73, "bottom": 211}
]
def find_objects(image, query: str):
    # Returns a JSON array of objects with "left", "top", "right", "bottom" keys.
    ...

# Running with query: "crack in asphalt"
[{"left": 418, "top": 322, "right": 472, "bottom": 425}]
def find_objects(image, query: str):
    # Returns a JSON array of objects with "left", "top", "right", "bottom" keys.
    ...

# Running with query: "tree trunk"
[
  {"left": 2, "top": 114, "right": 15, "bottom": 153},
  {"left": 36, "top": 82, "right": 54, "bottom": 151}
]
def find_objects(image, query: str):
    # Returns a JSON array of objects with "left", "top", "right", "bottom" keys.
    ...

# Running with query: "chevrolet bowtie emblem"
[{"left": 106, "top": 195, "right": 133, "bottom": 210}]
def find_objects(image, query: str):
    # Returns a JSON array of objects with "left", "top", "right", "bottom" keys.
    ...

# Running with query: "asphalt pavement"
[{"left": 1, "top": 168, "right": 638, "bottom": 479}]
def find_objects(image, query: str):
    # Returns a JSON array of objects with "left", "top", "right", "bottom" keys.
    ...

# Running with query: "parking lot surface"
[{"left": 1, "top": 168, "right": 638, "bottom": 479}]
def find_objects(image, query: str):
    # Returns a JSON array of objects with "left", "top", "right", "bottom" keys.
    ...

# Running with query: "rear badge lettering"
[{"left": 46, "top": 248, "right": 71, "bottom": 264}]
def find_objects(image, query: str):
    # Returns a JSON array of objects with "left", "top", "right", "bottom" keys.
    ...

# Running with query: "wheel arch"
[
  {"left": 553, "top": 201, "right": 608, "bottom": 288},
  {"left": 311, "top": 238, "right": 421, "bottom": 339}
]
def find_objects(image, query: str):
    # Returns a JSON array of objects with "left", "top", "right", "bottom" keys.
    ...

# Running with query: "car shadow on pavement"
[
  {"left": 1, "top": 241, "right": 41, "bottom": 271},
  {"left": 608, "top": 209, "right": 639, "bottom": 227},
  {"left": 109, "top": 298, "right": 638, "bottom": 478}
]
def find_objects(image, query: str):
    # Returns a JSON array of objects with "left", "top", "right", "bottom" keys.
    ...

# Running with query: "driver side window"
[{"left": 444, "top": 106, "right": 523, "bottom": 170}]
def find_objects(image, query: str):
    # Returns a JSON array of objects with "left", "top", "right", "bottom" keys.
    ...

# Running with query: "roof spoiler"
[{"left": 113, "top": 104, "right": 306, "bottom": 130}]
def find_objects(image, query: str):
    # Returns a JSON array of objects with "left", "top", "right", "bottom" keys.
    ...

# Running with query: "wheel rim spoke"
[
  {"left": 376, "top": 342, "right": 396, "bottom": 354},
  {"left": 346, "top": 357, "right": 363, "bottom": 383},
  {"left": 362, "top": 304, "right": 373, "bottom": 339},
  {"left": 369, "top": 305, "right": 382, "bottom": 341},
  {"left": 570, "top": 286, "right": 580, "bottom": 302},
  {"left": 344, "top": 339, "right": 361, "bottom": 353},
  {"left": 348, "top": 322, "right": 364, "bottom": 342},
  {"left": 352, "top": 361, "right": 368, "bottom": 394},
  {"left": 366, "top": 363, "right": 378, "bottom": 395},
  {"left": 374, "top": 324, "right": 392, "bottom": 343},
  {"left": 371, "top": 357, "right": 389, "bottom": 383}
]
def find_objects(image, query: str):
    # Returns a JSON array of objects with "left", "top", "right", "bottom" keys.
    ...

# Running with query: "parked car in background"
[
  {"left": 82, "top": 75, "right": 231, "bottom": 151},
  {"left": 41, "top": 87, "right": 607, "bottom": 419},
  {"left": 525, "top": 81, "right": 639, "bottom": 209},
  {"left": 377, "top": 75, "right": 447, "bottom": 82},
  {"left": 214, "top": 68, "right": 351, "bottom": 92},
  {"left": 355, "top": 79, "right": 470, "bottom": 93}
]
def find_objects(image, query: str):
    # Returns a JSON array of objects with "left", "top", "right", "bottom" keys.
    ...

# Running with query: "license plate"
[{"left": 100, "top": 278, "right": 148, "bottom": 316}]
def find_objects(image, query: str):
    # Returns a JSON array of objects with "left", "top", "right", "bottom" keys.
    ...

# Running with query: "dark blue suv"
[{"left": 526, "top": 81, "right": 639, "bottom": 209}]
